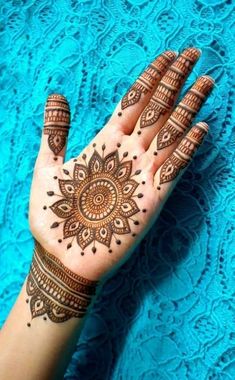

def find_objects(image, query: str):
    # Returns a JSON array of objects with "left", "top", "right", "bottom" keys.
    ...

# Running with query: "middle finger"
[{"left": 132, "top": 47, "right": 201, "bottom": 149}]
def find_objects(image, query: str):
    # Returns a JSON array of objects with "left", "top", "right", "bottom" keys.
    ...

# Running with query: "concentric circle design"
[{"left": 79, "top": 178, "right": 119, "bottom": 222}]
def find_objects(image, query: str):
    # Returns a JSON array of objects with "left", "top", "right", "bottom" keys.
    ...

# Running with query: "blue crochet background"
[{"left": 0, "top": 0, "right": 235, "bottom": 379}]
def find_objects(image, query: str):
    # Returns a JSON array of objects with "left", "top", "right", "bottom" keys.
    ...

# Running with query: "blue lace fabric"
[{"left": 0, "top": 1, "right": 234, "bottom": 379}]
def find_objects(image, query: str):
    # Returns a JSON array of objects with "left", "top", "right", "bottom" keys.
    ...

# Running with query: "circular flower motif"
[{"left": 49, "top": 150, "right": 140, "bottom": 250}]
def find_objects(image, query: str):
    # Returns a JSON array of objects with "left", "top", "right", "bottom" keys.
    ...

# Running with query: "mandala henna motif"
[
  {"left": 48, "top": 147, "right": 142, "bottom": 253},
  {"left": 44, "top": 94, "right": 70, "bottom": 157},
  {"left": 121, "top": 51, "right": 176, "bottom": 110},
  {"left": 139, "top": 48, "right": 201, "bottom": 131},
  {"left": 156, "top": 76, "right": 214, "bottom": 150},
  {"left": 158, "top": 122, "right": 208, "bottom": 185},
  {"left": 25, "top": 240, "right": 97, "bottom": 324}
]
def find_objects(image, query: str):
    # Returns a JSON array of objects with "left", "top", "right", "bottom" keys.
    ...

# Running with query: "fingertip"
[
  {"left": 46, "top": 93, "right": 69, "bottom": 103},
  {"left": 180, "top": 47, "right": 201, "bottom": 61},
  {"left": 190, "top": 75, "right": 215, "bottom": 98},
  {"left": 44, "top": 93, "right": 70, "bottom": 127},
  {"left": 188, "top": 122, "right": 209, "bottom": 145},
  {"left": 195, "top": 121, "right": 209, "bottom": 132},
  {"left": 200, "top": 75, "right": 215, "bottom": 85},
  {"left": 162, "top": 50, "right": 178, "bottom": 61}
]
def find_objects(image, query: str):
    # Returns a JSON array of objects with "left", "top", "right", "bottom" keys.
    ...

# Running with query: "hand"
[{"left": 29, "top": 47, "right": 214, "bottom": 285}]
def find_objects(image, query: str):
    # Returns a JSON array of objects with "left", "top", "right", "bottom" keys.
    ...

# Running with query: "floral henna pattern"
[
  {"left": 47, "top": 146, "right": 143, "bottom": 253},
  {"left": 156, "top": 76, "right": 214, "bottom": 150},
  {"left": 157, "top": 122, "right": 208, "bottom": 187},
  {"left": 26, "top": 241, "right": 97, "bottom": 325},
  {"left": 121, "top": 51, "right": 176, "bottom": 110},
  {"left": 139, "top": 48, "right": 201, "bottom": 132},
  {"left": 43, "top": 94, "right": 70, "bottom": 158}
]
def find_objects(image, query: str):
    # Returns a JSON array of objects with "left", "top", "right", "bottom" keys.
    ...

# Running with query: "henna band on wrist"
[{"left": 25, "top": 241, "right": 98, "bottom": 325}]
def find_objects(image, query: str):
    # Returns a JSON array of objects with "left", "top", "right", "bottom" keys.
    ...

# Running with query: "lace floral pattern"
[{"left": 0, "top": 1, "right": 234, "bottom": 379}]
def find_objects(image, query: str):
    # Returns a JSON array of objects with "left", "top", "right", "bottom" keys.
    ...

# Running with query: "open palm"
[{"left": 29, "top": 47, "right": 214, "bottom": 281}]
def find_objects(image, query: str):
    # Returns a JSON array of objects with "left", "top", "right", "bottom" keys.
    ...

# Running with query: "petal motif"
[
  {"left": 30, "top": 294, "right": 47, "bottom": 319},
  {"left": 47, "top": 306, "right": 68, "bottom": 323},
  {"left": 103, "top": 151, "right": 119, "bottom": 174},
  {"left": 77, "top": 227, "right": 95, "bottom": 250},
  {"left": 26, "top": 273, "right": 36, "bottom": 296},
  {"left": 50, "top": 199, "right": 74, "bottom": 219},
  {"left": 119, "top": 199, "right": 139, "bottom": 218},
  {"left": 88, "top": 151, "right": 103, "bottom": 174},
  {"left": 121, "top": 86, "right": 142, "bottom": 109},
  {"left": 63, "top": 216, "right": 82, "bottom": 238},
  {"left": 115, "top": 161, "right": 132, "bottom": 182},
  {"left": 110, "top": 215, "right": 130, "bottom": 234},
  {"left": 73, "top": 163, "right": 88, "bottom": 181},
  {"left": 48, "top": 133, "right": 67, "bottom": 155},
  {"left": 140, "top": 101, "right": 166, "bottom": 128},
  {"left": 159, "top": 155, "right": 187, "bottom": 185},
  {"left": 95, "top": 226, "right": 112, "bottom": 247},
  {"left": 121, "top": 179, "right": 139, "bottom": 197},
  {"left": 59, "top": 179, "right": 76, "bottom": 198}
]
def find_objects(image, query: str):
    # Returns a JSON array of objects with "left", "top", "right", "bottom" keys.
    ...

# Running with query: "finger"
[
  {"left": 153, "top": 122, "right": 208, "bottom": 200},
  {"left": 35, "top": 94, "right": 71, "bottom": 168},
  {"left": 147, "top": 75, "right": 214, "bottom": 167},
  {"left": 108, "top": 50, "right": 177, "bottom": 134},
  {"left": 133, "top": 47, "right": 201, "bottom": 149}
]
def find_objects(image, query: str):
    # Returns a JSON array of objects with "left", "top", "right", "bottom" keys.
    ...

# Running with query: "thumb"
[{"left": 35, "top": 94, "right": 71, "bottom": 168}]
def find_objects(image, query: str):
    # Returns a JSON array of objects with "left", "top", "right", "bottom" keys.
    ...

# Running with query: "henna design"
[
  {"left": 140, "top": 48, "right": 200, "bottom": 130},
  {"left": 43, "top": 94, "right": 70, "bottom": 156},
  {"left": 26, "top": 240, "right": 97, "bottom": 324},
  {"left": 121, "top": 51, "right": 176, "bottom": 110},
  {"left": 158, "top": 122, "right": 208, "bottom": 185},
  {"left": 48, "top": 148, "right": 142, "bottom": 253},
  {"left": 156, "top": 76, "right": 214, "bottom": 150},
  {"left": 157, "top": 122, "right": 184, "bottom": 150}
]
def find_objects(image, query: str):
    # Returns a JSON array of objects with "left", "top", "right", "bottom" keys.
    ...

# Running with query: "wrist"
[
  {"left": 0, "top": 241, "right": 101, "bottom": 379},
  {"left": 26, "top": 240, "right": 99, "bottom": 326}
]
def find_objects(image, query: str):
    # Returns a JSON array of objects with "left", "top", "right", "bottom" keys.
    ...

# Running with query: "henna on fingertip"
[{"left": 43, "top": 94, "right": 70, "bottom": 157}]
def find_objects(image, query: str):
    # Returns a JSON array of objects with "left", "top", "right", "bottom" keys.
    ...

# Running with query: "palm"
[
  {"left": 30, "top": 127, "right": 159, "bottom": 280},
  {"left": 29, "top": 48, "right": 214, "bottom": 281}
]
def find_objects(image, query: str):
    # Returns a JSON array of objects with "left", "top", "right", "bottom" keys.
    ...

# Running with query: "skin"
[{"left": 0, "top": 47, "right": 214, "bottom": 380}]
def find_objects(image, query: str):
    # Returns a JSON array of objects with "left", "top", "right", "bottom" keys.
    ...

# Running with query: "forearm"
[{"left": 0, "top": 244, "right": 100, "bottom": 380}]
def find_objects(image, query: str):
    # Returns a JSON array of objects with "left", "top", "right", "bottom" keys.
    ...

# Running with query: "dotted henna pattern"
[
  {"left": 121, "top": 51, "right": 176, "bottom": 110},
  {"left": 43, "top": 94, "right": 70, "bottom": 157},
  {"left": 158, "top": 122, "right": 208, "bottom": 186},
  {"left": 48, "top": 147, "right": 142, "bottom": 253},
  {"left": 139, "top": 48, "right": 201, "bottom": 131},
  {"left": 26, "top": 240, "right": 98, "bottom": 324},
  {"left": 156, "top": 76, "right": 214, "bottom": 150}
]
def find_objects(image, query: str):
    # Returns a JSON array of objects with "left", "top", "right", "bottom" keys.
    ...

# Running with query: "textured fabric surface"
[{"left": 0, "top": 1, "right": 235, "bottom": 379}]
